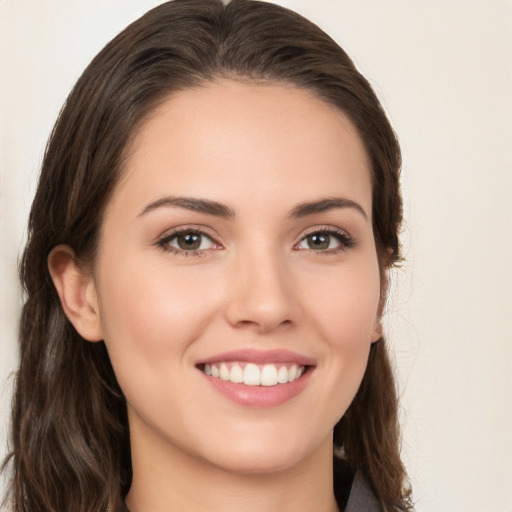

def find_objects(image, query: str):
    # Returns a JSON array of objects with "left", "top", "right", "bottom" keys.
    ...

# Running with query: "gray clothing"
[{"left": 345, "top": 471, "right": 382, "bottom": 512}]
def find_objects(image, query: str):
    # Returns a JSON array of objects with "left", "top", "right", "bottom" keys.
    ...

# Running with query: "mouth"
[
  {"left": 198, "top": 361, "right": 309, "bottom": 386},
  {"left": 196, "top": 350, "right": 315, "bottom": 407},
  {"left": 196, "top": 349, "right": 315, "bottom": 388}
]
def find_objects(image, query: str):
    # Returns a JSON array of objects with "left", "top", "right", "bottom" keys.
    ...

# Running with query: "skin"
[{"left": 49, "top": 80, "right": 382, "bottom": 512}]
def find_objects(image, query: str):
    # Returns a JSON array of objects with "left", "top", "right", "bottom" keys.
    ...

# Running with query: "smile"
[
  {"left": 197, "top": 349, "right": 315, "bottom": 406},
  {"left": 202, "top": 362, "right": 306, "bottom": 386}
]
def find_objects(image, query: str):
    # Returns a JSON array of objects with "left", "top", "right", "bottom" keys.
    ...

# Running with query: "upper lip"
[{"left": 197, "top": 349, "right": 316, "bottom": 367}]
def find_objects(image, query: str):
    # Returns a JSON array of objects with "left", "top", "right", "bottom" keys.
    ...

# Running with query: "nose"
[{"left": 223, "top": 247, "right": 300, "bottom": 333}]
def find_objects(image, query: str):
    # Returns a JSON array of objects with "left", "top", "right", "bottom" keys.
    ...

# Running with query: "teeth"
[
  {"left": 219, "top": 363, "right": 230, "bottom": 381},
  {"left": 243, "top": 363, "right": 260, "bottom": 386},
  {"left": 230, "top": 364, "right": 244, "bottom": 383},
  {"left": 277, "top": 366, "right": 288, "bottom": 384},
  {"left": 204, "top": 362, "right": 306, "bottom": 386},
  {"left": 260, "top": 364, "right": 278, "bottom": 386}
]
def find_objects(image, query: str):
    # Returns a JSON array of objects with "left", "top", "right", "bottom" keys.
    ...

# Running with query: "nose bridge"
[{"left": 225, "top": 239, "right": 298, "bottom": 332}]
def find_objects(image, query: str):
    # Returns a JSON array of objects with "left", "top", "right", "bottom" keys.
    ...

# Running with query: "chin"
[
  {"left": 211, "top": 449, "right": 306, "bottom": 475},
  {"left": 198, "top": 429, "right": 328, "bottom": 476}
]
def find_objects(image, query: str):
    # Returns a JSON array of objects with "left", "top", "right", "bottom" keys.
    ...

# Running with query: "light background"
[{"left": 1, "top": 1, "right": 511, "bottom": 511}]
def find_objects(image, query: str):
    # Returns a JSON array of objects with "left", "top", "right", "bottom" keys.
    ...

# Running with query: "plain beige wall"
[{"left": 1, "top": 1, "right": 511, "bottom": 510}]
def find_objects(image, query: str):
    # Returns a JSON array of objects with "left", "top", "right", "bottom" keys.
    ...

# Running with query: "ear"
[
  {"left": 48, "top": 245, "right": 103, "bottom": 342},
  {"left": 371, "top": 258, "right": 390, "bottom": 343},
  {"left": 371, "top": 320, "right": 383, "bottom": 343}
]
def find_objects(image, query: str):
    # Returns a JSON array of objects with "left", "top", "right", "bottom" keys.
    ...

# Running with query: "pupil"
[
  {"left": 178, "top": 233, "right": 201, "bottom": 250},
  {"left": 308, "top": 234, "right": 329, "bottom": 250}
]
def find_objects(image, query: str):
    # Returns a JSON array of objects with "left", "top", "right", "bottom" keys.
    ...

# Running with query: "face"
[{"left": 91, "top": 80, "right": 381, "bottom": 475}]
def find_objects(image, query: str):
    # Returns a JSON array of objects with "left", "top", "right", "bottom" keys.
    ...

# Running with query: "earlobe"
[
  {"left": 48, "top": 245, "right": 103, "bottom": 342},
  {"left": 372, "top": 262, "right": 390, "bottom": 343},
  {"left": 371, "top": 321, "right": 383, "bottom": 343}
]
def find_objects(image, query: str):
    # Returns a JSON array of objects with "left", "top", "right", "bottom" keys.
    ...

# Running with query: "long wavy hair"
[{"left": 3, "top": 1, "right": 411, "bottom": 510}]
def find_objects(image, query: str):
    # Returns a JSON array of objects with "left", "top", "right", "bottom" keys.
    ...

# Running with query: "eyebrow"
[
  {"left": 138, "top": 196, "right": 235, "bottom": 218},
  {"left": 138, "top": 195, "right": 367, "bottom": 221},
  {"left": 288, "top": 197, "right": 368, "bottom": 220}
]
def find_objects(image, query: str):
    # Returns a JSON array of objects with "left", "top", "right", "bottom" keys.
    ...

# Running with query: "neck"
[{"left": 125, "top": 420, "right": 339, "bottom": 512}]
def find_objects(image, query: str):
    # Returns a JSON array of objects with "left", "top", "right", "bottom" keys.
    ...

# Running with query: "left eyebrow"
[{"left": 288, "top": 197, "right": 368, "bottom": 220}]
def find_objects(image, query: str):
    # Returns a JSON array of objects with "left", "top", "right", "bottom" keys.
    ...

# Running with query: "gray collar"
[{"left": 344, "top": 471, "right": 382, "bottom": 512}]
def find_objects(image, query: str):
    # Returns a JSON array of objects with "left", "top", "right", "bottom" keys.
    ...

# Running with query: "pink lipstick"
[{"left": 196, "top": 349, "right": 315, "bottom": 407}]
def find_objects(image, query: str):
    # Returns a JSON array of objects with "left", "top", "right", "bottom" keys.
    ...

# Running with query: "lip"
[
  {"left": 196, "top": 349, "right": 316, "bottom": 408},
  {"left": 197, "top": 348, "right": 316, "bottom": 366}
]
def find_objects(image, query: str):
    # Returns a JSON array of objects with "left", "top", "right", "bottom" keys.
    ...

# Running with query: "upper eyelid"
[
  {"left": 294, "top": 225, "right": 356, "bottom": 252},
  {"left": 296, "top": 225, "right": 352, "bottom": 240},
  {"left": 155, "top": 227, "right": 223, "bottom": 257},
  {"left": 157, "top": 225, "right": 221, "bottom": 243}
]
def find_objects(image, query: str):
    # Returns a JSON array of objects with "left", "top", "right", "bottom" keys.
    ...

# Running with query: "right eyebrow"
[{"left": 138, "top": 196, "right": 236, "bottom": 219}]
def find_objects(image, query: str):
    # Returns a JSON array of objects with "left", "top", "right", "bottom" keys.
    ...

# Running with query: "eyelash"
[
  {"left": 295, "top": 226, "right": 355, "bottom": 255},
  {"left": 157, "top": 227, "right": 220, "bottom": 257},
  {"left": 156, "top": 225, "right": 355, "bottom": 257}
]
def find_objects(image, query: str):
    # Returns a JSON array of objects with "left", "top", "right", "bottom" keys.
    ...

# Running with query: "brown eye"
[
  {"left": 306, "top": 233, "right": 331, "bottom": 250},
  {"left": 296, "top": 229, "right": 354, "bottom": 252},
  {"left": 161, "top": 230, "right": 217, "bottom": 253},
  {"left": 176, "top": 233, "right": 202, "bottom": 250}
]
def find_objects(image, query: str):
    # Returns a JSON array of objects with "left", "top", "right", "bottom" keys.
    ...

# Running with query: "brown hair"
[{"left": 3, "top": 1, "right": 411, "bottom": 510}]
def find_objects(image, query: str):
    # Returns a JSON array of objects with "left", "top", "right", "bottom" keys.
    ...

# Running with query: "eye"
[
  {"left": 158, "top": 228, "right": 220, "bottom": 255},
  {"left": 295, "top": 228, "right": 354, "bottom": 252}
]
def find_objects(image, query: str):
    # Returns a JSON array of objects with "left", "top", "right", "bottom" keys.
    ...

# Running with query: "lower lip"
[{"left": 200, "top": 369, "right": 312, "bottom": 408}]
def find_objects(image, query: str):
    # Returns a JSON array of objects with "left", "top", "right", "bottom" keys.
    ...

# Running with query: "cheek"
[
  {"left": 291, "top": 278, "right": 379, "bottom": 440},
  {"left": 308, "top": 260, "right": 381, "bottom": 345},
  {"left": 303, "top": 258, "right": 380, "bottom": 408},
  {"left": 96, "top": 258, "right": 221, "bottom": 374}
]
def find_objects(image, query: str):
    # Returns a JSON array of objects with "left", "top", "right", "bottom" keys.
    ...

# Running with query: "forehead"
[{"left": 112, "top": 79, "right": 372, "bottom": 215}]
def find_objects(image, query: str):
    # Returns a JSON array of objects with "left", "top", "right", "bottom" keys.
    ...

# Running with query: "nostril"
[{"left": 235, "top": 317, "right": 294, "bottom": 333}]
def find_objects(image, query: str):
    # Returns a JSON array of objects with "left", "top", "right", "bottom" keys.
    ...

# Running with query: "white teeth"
[
  {"left": 277, "top": 366, "right": 288, "bottom": 384},
  {"left": 204, "top": 362, "right": 306, "bottom": 386},
  {"left": 260, "top": 364, "right": 278, "bottom": 386},
  {"left": 243, "top": 363, "right": 261, "bottom": 386},
  {"left": 219, "top": 363, "right": 230, "bottom": 381},
  {"left": 230, "top": 364, "right": 244, "bottom": 383}
]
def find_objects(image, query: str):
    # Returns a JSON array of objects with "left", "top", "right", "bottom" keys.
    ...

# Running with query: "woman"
[{"left": 3, "top": 0, "right": 412, "bottom": 510}]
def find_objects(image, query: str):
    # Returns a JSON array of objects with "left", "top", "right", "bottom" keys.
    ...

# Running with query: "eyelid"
[
  {"left": 294, "top": 225, "right": 355, "bottom": 252},
  {"left": 156, "top": 225, "right": 223, "bottom": 254}
]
